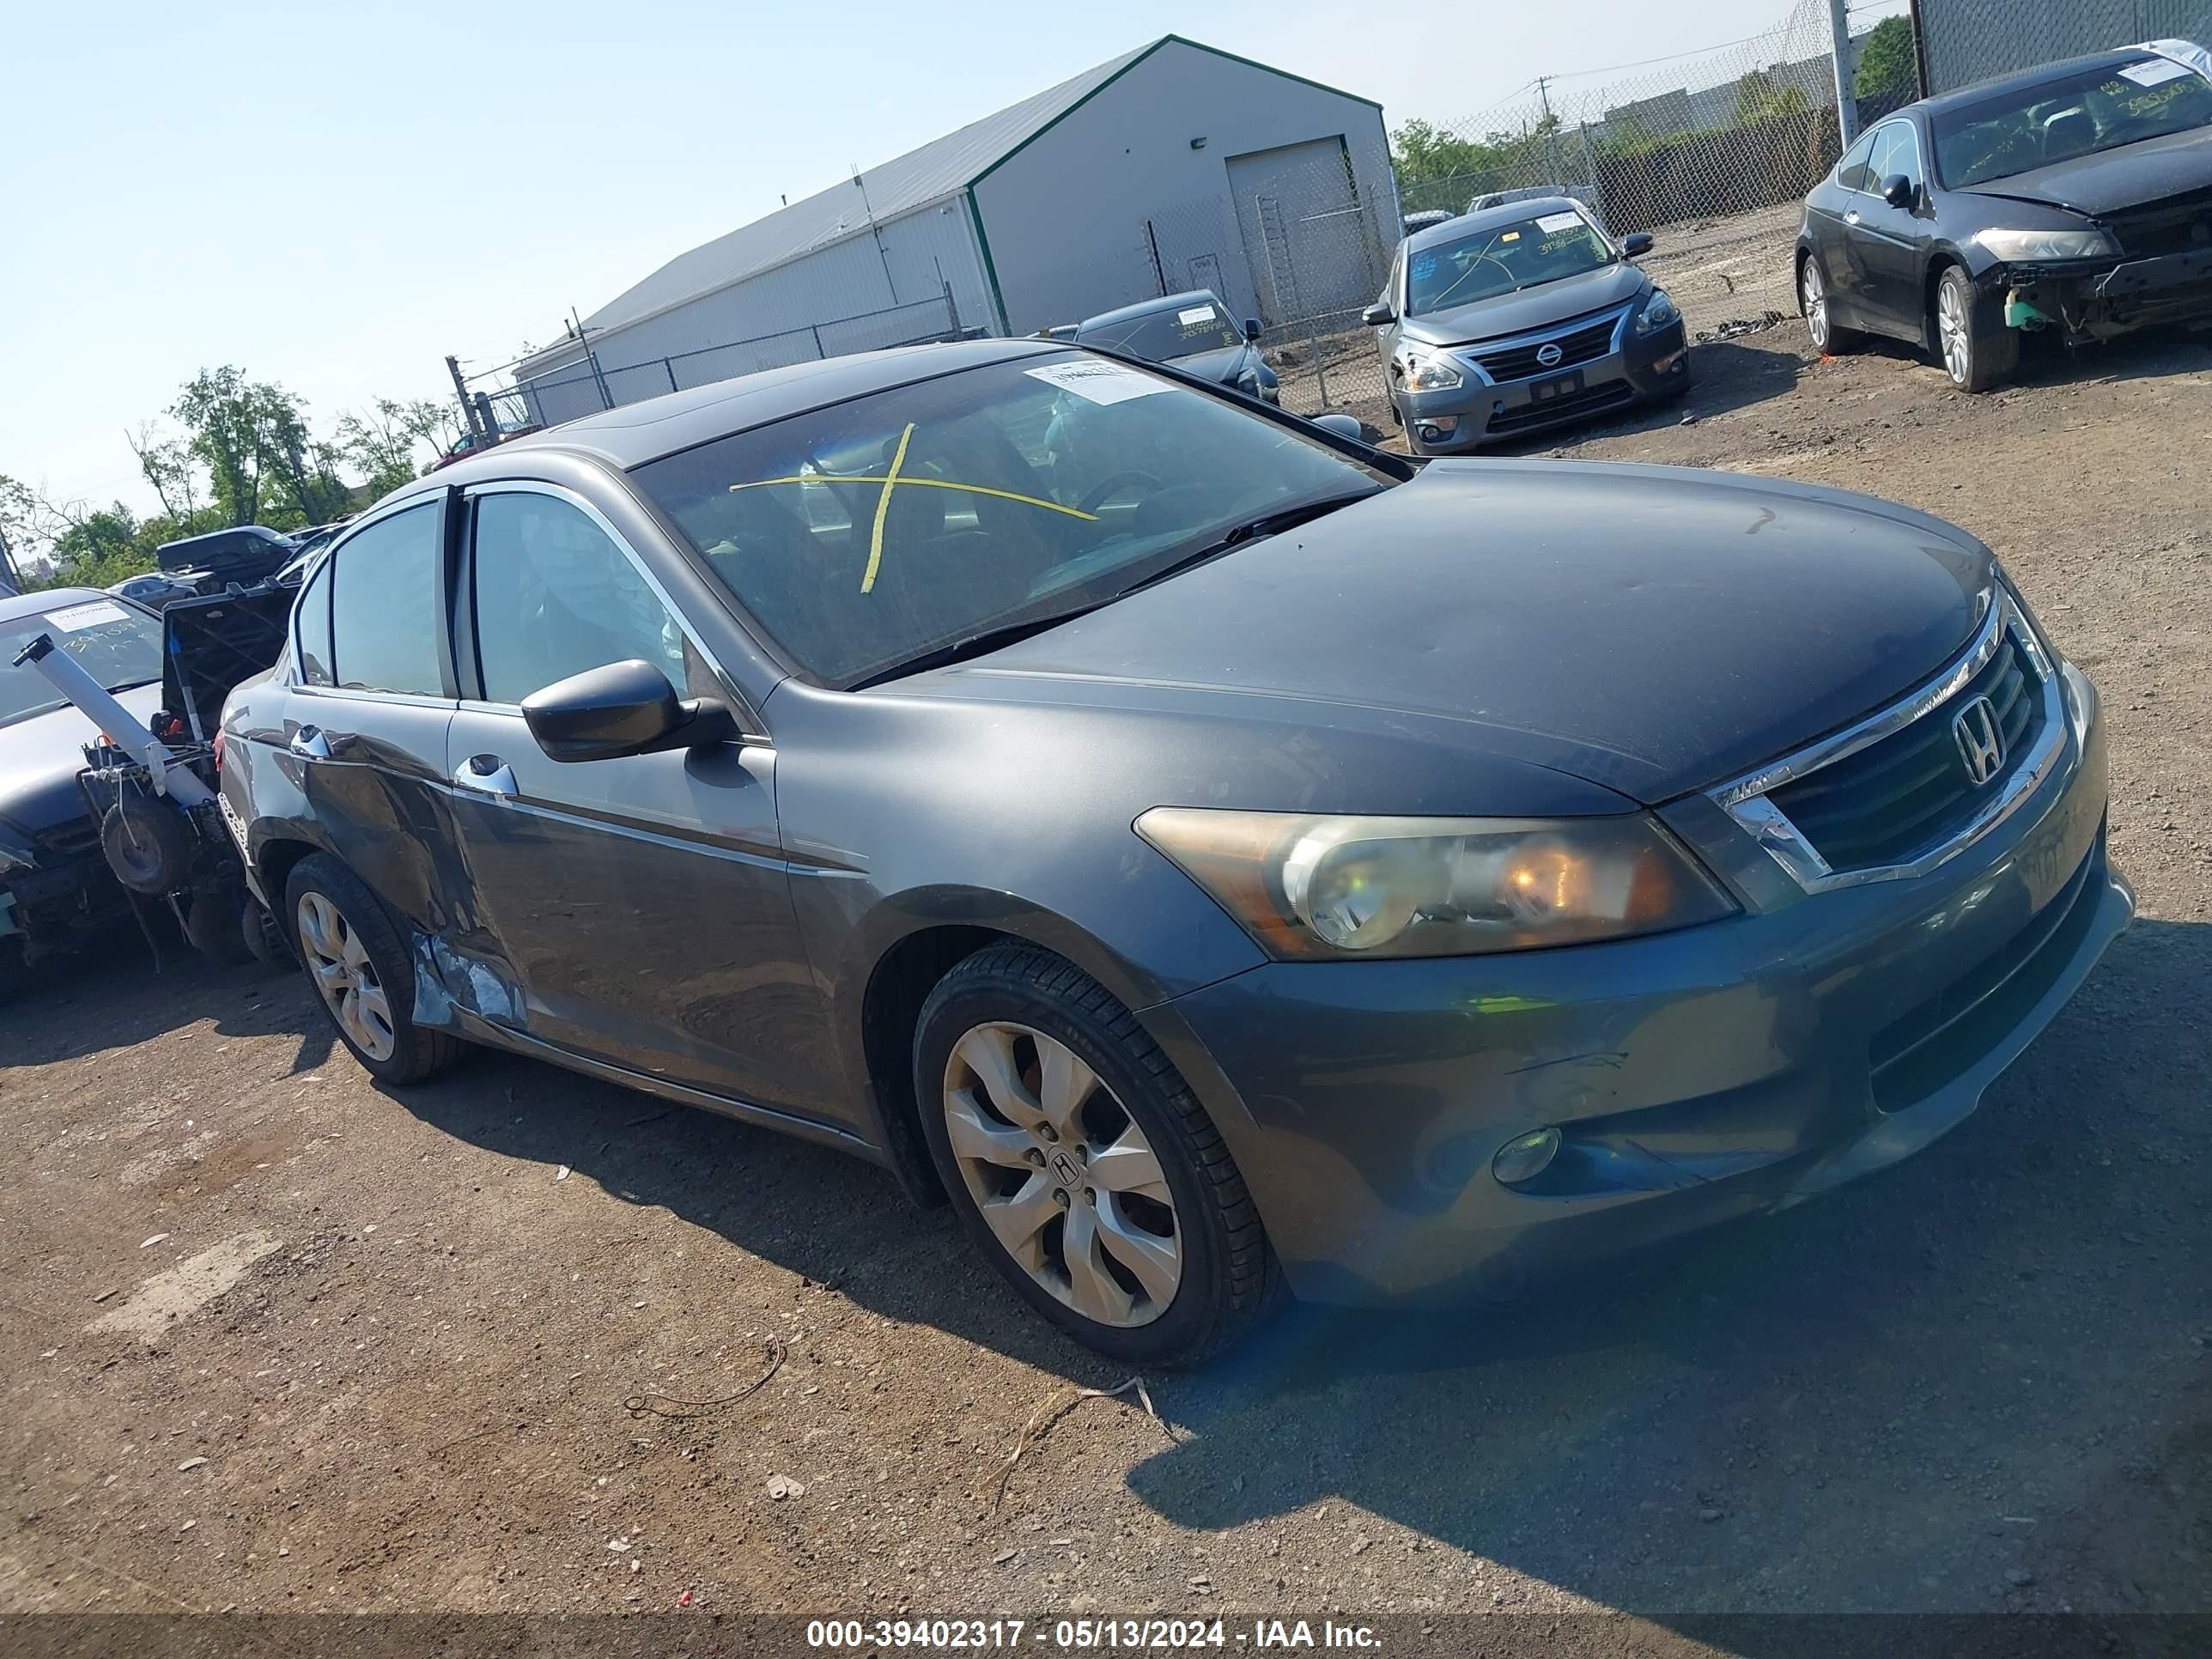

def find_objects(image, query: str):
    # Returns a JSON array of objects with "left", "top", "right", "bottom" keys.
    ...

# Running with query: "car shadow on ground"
[
  {"left": 1838, "top": 320, "right": 2212, "bottom": 395},
  {"left": 3, "top": 925, "right": 332, "bottom": 1074},
  {"left": 360, "top": 910, "right": 2212, "bottom": 1612},
  {"left": 1115, "top": 914, "right": 2212, "bottom": 1614},
  {"left": 1483, "top": 335, "right": 1810, "bottom": 459}
]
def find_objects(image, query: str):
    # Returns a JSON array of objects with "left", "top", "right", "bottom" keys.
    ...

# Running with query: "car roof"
[
  {"left": 415, "top": 337, "right": 1072, "bottom": 487},
  {"left": 1405, "top": 196, "right": 1589, "bottom": 252},
  {"left": 0, "top": 586, "right": 121, "bottom": 624},
  {"left": 1076, "top": 290, "right": 1223, "bottom": 330},
  {"left": 1916, "top": 48, "right": 2162, "bottom": 118}
]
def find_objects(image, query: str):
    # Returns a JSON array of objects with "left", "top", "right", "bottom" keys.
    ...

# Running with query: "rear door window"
[
  {"left": 295, "top": 556, "right": 335, "bottom": 686},
  {"left": 329, "top": 503, "right": 447, "bottom": 696},
  {"left": 1836, "top": 128, "right": 1880, "bottom": 193}
]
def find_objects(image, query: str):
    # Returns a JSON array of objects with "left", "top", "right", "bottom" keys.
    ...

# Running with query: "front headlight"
[
  {"left": 1972, "top": 227, "right": 2120, "bottom": 263},
  {"left": 1135, "top": 808, "right": 1736, "bottom": 960},
  {"left": 1398, "top": 346, "right": 1465, "bottom": 392},
  {"left": 1635, "top": 287, "right": 1680, "bottom": 334}
]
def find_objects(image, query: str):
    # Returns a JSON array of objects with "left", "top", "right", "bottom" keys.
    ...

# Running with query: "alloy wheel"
[
  {"left": 1802, "top": 260, "right": 1828, "bottom": 349},
  {"left": 1938, "top": 280, "right": 1971, "bottom": 384},
  {"left": 296, "top": 890, "right": 397, "bottom": 1061},
  {"left": 940, "top": 1021, "right": 1182, "bottom": 1328}
]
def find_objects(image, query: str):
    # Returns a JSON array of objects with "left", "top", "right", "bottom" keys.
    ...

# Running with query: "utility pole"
[
  {"left": 1828, "top": 0, "right": 1861, "bottom": 147},
  {"left": 445, "top": 355, "right": 483, "bottom": 440},
  {"left": 1536, "top": 76, "right": 1565, "bottom": 186},
  {"left": 572, "top": 309, "right": 613, "bottom": 410}
]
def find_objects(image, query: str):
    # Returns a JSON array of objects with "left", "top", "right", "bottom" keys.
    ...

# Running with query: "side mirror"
[
  {"left": 1881, "top": 173, "right": 1916, "bottom": 210},
  {"left": 522, "top": 659, "right": 735, "bottom": 763},
  {"left": 1306, "top": 412, "right": 1364, "bottom": 442},
  {"left": 1243, "top": 317, "right": 1262, "bottom": 342},
  {"left": 1360, "top": 301, "right": 1396, "bottom": 327},
  {"left": 1622, "top": 232, "right": 1655, "bottom": 258}
]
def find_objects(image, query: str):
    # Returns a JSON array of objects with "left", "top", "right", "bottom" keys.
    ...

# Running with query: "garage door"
[{"left": 1226, "top": 137, "right": 1388, "bottom": 330}]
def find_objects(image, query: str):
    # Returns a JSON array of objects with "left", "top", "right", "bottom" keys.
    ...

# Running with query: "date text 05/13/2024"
[{"left": 805, "top": 1617, "right": 1383, "bottom": 1649}]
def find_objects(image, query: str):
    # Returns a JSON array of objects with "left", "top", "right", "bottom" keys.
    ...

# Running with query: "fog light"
[
  {"left": 1653, "top": 351, "right": 1681, "bottom": 373},
  {"left": 1492, "top": 1127, "right": 1562, "bottom": 1188}
]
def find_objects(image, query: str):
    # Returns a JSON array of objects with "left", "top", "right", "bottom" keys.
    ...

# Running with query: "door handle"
[
  {"left": 1844, "top": 210, "right": 1862, "bottom": 226},
  {"left": 289, "top": 726, "right": 330, "bottom": 759},
  {"left": 453, "top": 755, "right": 519, "bottom": 798}
]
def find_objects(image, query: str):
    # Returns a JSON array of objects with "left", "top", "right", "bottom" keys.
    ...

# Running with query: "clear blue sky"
[{"left": 3, "top": 0, "right": 1894, "bottom": 517}]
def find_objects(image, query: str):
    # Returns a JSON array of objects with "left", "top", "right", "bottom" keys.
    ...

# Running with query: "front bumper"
[
  {"left": 1397, "top": 316, "right": 1689, "bottom": 452},
  {"left": 1995, "top": 246, "right": 2212, "bottom": 342},
  {"left": 1141, "top": 684, "right": 2128, "bottom": 1306}
]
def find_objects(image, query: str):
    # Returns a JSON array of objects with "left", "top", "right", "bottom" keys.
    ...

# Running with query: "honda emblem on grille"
[
  {"left": 1536, "top": 342, "right": 1565, "bottom": 368},
  {"left": 1953, "top": 694, "right": 2005, "bottom": 787}
]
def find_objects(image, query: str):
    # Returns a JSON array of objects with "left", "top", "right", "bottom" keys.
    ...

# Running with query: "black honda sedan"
[
  {"left": 1798, "top": 45, "right": 2212, "bottom": 391},
  {"left": 222, "top": 338, "right": 2128, "bottom": 1364}
]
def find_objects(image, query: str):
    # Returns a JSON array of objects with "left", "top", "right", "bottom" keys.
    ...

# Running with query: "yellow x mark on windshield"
[{"left": 728, "top": 424, "right": 1097, "bottom": 594}]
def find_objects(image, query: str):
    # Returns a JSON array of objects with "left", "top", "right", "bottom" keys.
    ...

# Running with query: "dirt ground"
[{"left": 5, "top": 319, "right": 2212, "bottom": 1651}]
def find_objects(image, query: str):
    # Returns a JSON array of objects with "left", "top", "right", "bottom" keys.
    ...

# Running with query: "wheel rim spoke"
[
  {"left": 1061, "top": 1200, "right": 1137, "bottom": 1325},
  {"left": 978, "top": 1174, "right": 1059, "bottom": 1268},
  {"left": 951, "top": 1026, "right": 1048, "bottom": 1131},
  {"left": 1087, "top": 1128, "right": 1170, "bottom": 1201},
  {"left": 339, "top": 923, "right": 370, "bottom": 974},
  {"left": 945, "top": 1090, "right": 1040, "bottom": 1170},
  {"left": 1092, "top": 1193, "right": 1181, "bottom": 1307},
  {"left": 299, "top": 894, "right": 337, "bottom": 960},
  {"left": 1036, "top": 1041, "right": 1099, "bottom": 1138}
]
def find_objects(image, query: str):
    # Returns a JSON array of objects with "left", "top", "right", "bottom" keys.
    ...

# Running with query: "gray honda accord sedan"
[{"left": 220, "top": 337, "right": 2129, "bottom": 1364}]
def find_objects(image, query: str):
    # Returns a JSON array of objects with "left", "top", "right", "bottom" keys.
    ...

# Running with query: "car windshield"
[
  {"left": 1407, "top": 210, "right": 1614, "bottom": 314},
  {"left": 629, "top": 353, "right": 1395, "bottom": 686},
  {"left": 1934, "top": 57, "right": 2212, "bottom": 186},
  {"left": 1073, "top": 300, "right": 1243, "bottom": 362},
  {"left": 0, "top": 599, "right": 164, "bottom": 727}
]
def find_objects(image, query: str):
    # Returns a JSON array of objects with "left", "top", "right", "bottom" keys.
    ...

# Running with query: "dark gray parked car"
[
  {"left": 1363, "top": 197, "right": 1691, "bottom": 452},
  {"left": 221, "top": 338, "right": 2130, "bottom": 1364},
  {"left": 1072, "top": 289, "right": 1279, "bottom": 404}
]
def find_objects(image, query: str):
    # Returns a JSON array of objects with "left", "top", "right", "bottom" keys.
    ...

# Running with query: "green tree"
[
  {"left": 1855, "top": 15, "right": 1918, "bottom": 102},
  {"left": 1734, "top": 69, "right": 1809, "bottom": 124},
  {"left": 337, "top": 398, "right": 452, "bottom": 500},
  {"left": 1391, "top": 118, "right": 1498, "bottom": 189}
]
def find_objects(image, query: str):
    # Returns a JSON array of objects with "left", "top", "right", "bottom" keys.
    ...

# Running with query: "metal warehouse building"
[{"left": 514, "top": 36, "right": 1394, "bottom": 422}]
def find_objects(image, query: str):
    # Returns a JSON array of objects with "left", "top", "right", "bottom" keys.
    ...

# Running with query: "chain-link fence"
[
  {"left": 477, "top": 291, "right": 976, "bottom": 432},
  {"left": 1917, "top": 2, "right": 2212, "bottom": 96}
]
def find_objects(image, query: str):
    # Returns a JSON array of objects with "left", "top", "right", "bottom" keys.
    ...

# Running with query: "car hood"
[
  {"left": 1164, "top": 343, "right": 1260, "bottom": 384},
  {"left": 906, "top": 462, "right": 1993, "bottom": 804},
  {"left": 1396, "top": 262, "right": 1648, "bottom": 348},
  {"left": 1959, "top": 124, "right": 2212, "bottom": 216},
  {"left": 0, "top": 681, "right": 163, "bottom": 845}
]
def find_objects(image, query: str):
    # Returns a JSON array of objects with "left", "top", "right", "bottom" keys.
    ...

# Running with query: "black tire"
[
  {"left": 1936, "top": 264, "right": 2017, "bottom": 392},
  {"left": 0, "top": 938, "right": 28, "bottom": 1001},
  {"left": 914, "top": 943, "right": 1279, "bottom": 1366},
  {"left": 1800, "top": 252, "right": 1861, "bottom": 355},
  {"left": 283, "top": 853, "right": 464, "bottom": 1085},
  {"left": 100, "top": 793, "right": 191, "bottom": 895},
  {"left": 184, "top": 885, "right": 254, "bottom": 965}
]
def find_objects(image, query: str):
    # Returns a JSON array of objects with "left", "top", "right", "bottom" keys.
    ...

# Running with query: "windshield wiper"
[
  {"left": 851, "top": 605, "right": 1110, "bottom": 689},
  {"left": 1111, "top": 489, "right": 1380, "bottom": 599}
]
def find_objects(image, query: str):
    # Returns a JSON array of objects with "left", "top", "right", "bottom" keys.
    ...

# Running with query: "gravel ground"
[{"left": 3, "top": 319, "right": 2211, "bottom": 1652}]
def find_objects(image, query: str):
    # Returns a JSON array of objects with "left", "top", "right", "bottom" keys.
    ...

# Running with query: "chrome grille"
[
  {"left": 1766, "top": 634, "right": 2044, "bottom": 872},
  {"left": 1469, "top": 313, "right": 1620, "bottom": 383},
  {"left": 1710, "top": 595, "right": 2071, "bottom": 895}
]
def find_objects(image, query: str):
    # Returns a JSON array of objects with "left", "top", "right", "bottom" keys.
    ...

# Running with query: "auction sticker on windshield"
[
  {"left": 1536, "top": 211, "right": 1584, "bottom": 233},
  {"left": 1176, "top": 306, "right": 1214, "bottom": 325},
  {"left": 1024, "top": 360, "right": 1170, "bottom": 405},
  {"left": 44, "top": 600, "right": 131, "bottom": 633},
  {"left": 2119, "top": 57, "right": 2193, "bottom": 87}
]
